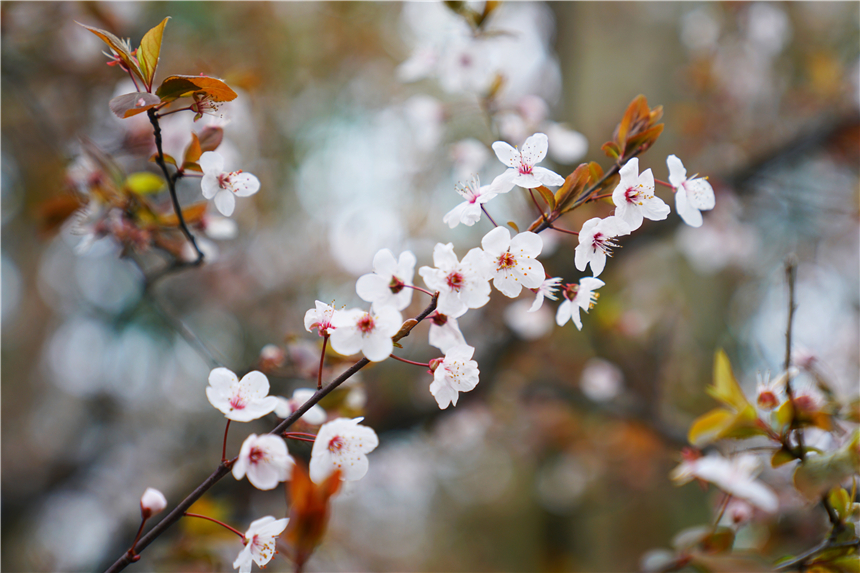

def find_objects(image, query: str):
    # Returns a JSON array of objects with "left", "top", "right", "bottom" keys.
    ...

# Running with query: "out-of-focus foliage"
[{"left": 2, "top": 2, "right": 858, "bottom": 572}]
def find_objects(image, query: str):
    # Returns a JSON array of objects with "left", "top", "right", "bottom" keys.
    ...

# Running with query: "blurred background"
[{"left": 2, "top": 2, "right": 858, "bottom": 572}]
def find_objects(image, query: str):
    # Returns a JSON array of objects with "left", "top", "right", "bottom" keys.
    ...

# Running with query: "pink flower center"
[
  {"left": 430, "top": 312, "right": 448, "bottom": 326},
  {"left": 591, "top": 232, "right": 619, "bottom": 257},
  {"left": 496, "top": 251, "right": 516, "bottom": 270},
  {"left": 757, "top": 390, "right": 779, "bottom": 410},
  {"left": 357, "top": 313, "right": 375, "bottom": 334},
  {"left": 217, "top": 172, "right": 233, "bottom": 190},
  {"left": 328, "top": 435, "right": 345, "bottom": 453},
  {"left": 446, "top": 272, "right": 465, "bottom": 291},
  {"left": 518, "top": 159, "right": 533, "bottom": 175},
  {"left": 248, "top": 446, "right": 265, "bottom": 465},
  {"left": 624, "top": 186, "right": 640, "bottom": 203},
  {"left": 389, "top": 276, "right": 406, "bottom": 294},
  {"left": 229, "top": 394, "right": 247, "bottom": 410}
]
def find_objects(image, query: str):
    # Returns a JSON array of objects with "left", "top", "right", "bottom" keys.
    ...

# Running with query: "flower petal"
[
  {"left": 666, "top": 154, "right": 687, "bottom": 188},
  {"left": 492, "top": 141, "right": 521, "bottom": 168},
  {"left": 199, "top": 151, "right": 224, "bottom": 176},
  {"left": 214, "top": 190, "right": 235, "bottom": 217},
  {"left": 230, "top": 173, "right": 260, "bottom": 197},
  {"left": 520, "top": 133, "right": 549, "bottom": 166}
]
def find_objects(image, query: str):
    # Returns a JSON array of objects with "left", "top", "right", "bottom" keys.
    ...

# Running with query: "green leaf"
[
  {"left": 109, "top": 92, "right": 160, "bottom": 118},
  {"left": 124, "top": 172, "right": 165, "bottom": 196},
  {"left": 688, "top": 408, "right": 734, "bottom": 446},
  {"left": 76, "top": 22, "right": 143, "bottom": 83},
  {"left": 830, "top": 487, "right": 851, "bottom": 521},
  {"left": 156, "top": 75, "right": 238, "bottom": 103},
  {"left": 707, "top": 349, "right": 751, "bottom": 411},
  {"left": 794, "top": 429, "right": 860, "bottom": 500},
  {"left": 771, "top": 447, "right": 798, "bottom": 468},
  {"left": 138, "top": 17, "right": 169, "bottom": 89}
]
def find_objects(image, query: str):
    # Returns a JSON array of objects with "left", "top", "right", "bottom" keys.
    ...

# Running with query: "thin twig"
[
  {"left": 147, "top": 109, "right": 205, "bottom": 265},
  {"left": 783, "top": 256, "right": 805, "bottom": 461}
]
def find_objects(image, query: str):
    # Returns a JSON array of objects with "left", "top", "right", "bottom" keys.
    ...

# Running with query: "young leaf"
[
  {"left": 197, "top": 126, "right": 224, "bottom": 153},
  {"left": 124, "top": 172, "right": 165, "bottom": 196},
  {"left": 708, "top": 349, "right": 751, "bottom": 411},
  {"left": 138, "top": 17, "right": 170, "bottom": 89},
  {"left": 156, "top": 75, "right": 238, "bottom": 103},
  {"left": 183, "top": 133, "right": 203, "bottom": 166},
  {"left": 158, "top": 203, "right": 208, "bottom": 227},
  {"left": 507, "top": 221, "right": 519, "bottom": 232},
  {"left": 76, "top": 22, "right": 143, "bottom": 83},
  {"left": 109, "top": 92, "right": 161, "bottom": 118},
  {"left": 601, "top": 141, "right": 620, "bottom": 161},
  {"left": 535, "top": 185, "right": 556, "bottom": 210},
  {"left": 149, "top": 153, "right": 177, "bottom": 168}
]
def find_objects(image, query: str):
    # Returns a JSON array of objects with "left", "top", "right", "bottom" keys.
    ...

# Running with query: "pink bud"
[
  {"left": 140, "top": 487, "right": 167, "bottom": 518},
  {"left": 428, "top": 357, "right": 444, "bottom": 372}
]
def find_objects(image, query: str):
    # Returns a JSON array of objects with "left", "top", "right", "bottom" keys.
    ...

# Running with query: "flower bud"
[{"left": 140, "top": 487, "right": 167, "bottom": 519}]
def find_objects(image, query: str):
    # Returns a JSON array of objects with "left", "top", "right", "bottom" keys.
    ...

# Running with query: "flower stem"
[
  {"left": 156, "top": 106, "right": 194, "bottom": 119},
  {"left": 318, "top": 335, "right": 328, "bottom": 390},
  {"left": 404, "top": 284, "right": 435, "bottom": 297},
  {"left": 528, "top": 188, "right": 548, "bottom": 224},
  {"left": 654, "top": 178, "right": 674, "bottom": 189},
  {"left": 283, "top": 433, "right": 316, "bottom": 444},
  {"left": 183, "top": 512, "right": 245, "bottom": 540},
  {"left": 481, "top": 205, "right": 499, "bottom": 227},
  {"left": 389, "top": 354, "right": 430, "bottom": 368},
  {"left": 126, "top": 518, "right": 148, "bottom": 560},
  {"left": 221, "top": 420, "right": 231, "bottom": 463},
  {"left": 548, "top": 224, "right": 578, "bottom": 236},
  {"left": 712, "top": 493, "right": 732, "bottom": 531}
]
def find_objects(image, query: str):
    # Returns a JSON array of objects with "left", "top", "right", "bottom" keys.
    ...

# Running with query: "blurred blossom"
[
  {"left": 504, "top": 298, "right": 554, "bottom": 340},
  {"left": 2, "top": 254, "right": 22, "bottom": 327},
  {"left": 579, "top": 358, "right": 624, "bottom": 402},
  {"left": 104, "top": 326, "right": 170, "bottom": 405},
  {"left": 402, "top": 95, "right": 444, "bottom": 154},
  {"left": 680, "top": 7, "right": 721, "bottom": 53},
  {"left": 33, "top": 491, "right": 116, "bottom": 571},
  {"left": 535, "top": 453, "right": 594, "bottom": 514},
  {"left": 744, "top": 3, "right": 792, "bottom": 56},
  {"left": 451, "top": 138, "right": 490, "bottom": 180},
  {"left": 675, "top": 195, "right": 758, "bottom": 274},
  {"left": 544, "top": 122, "right": 588, "bottom": 164}
]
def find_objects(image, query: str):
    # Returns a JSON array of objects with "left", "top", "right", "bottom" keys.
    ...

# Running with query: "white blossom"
[
  {"left": 443, "top": 176, "right": 502, "bottom": 229},
  {"left": 200, "top": 151, "right": 260, "bottom": 217},
  {"left": 481, "top": 227, "right": 545, "bottom": 298},
  {"left": 529, "top": 277, "right": 562, "bottom": 312},
  {"left": 429, "top": 344, "right": 480, "bottom": 409},
  {"left": 574, "top": 216, "right": 631, "bottom": 277},
  {"left": 140, "top": 488, "right": 167, "bottom": 518},
  {"left": 329, "top": 307, "right": 402, "bottom": 362},
  {"left": 233, "top": 434, "right": 294, "bottom": 491},
  {"left": 667, "top": 155, "right": 715, "bottom": 228},
  {"left": 671, "top": 453, "right": 778, "bottom": 513},
  {"left": 428, "top": 312, "right": 467, "bottom": 353},
  {"left": 556, "top": 278, "right": 605, "bottom": 330},
  {"left": 274, "top": 389, "right": 327, "bottom": 426},
  {"left": 233, "top": 516, "right": 289, "bottom": 573},
  {"left": 419, "top": 243, "right": 491, "bottom": 318},
  {"left": 490, "top": 132, "right": 565, "bottom": 191},
  {"left": 304, "top": 301, "right": 338, "bottom": 337},
  {"left": 355, "top": 249, "right": 416, "bottom": 311},
  {"left": 206, "top": 368, "right": 278, "bottom": 423},
  {"left": 309, "top": 417, "right": 379, "bottom": 483},
  {"left": 612, "top": 157, "right": 670, "bottom": 231}
]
